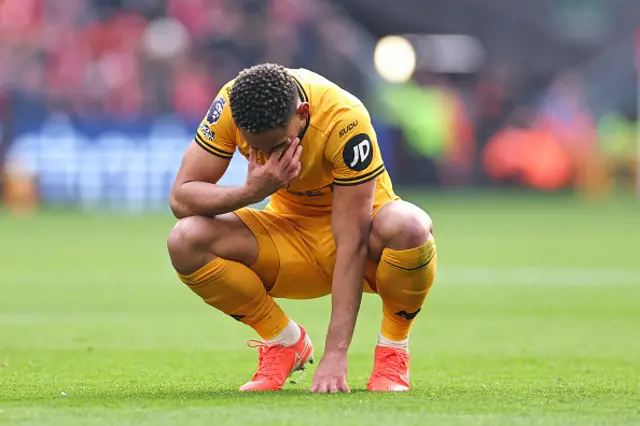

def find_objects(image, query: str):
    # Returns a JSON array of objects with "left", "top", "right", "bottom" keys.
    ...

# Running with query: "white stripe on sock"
[
  {"left": 377, "top": 333, "right": 409, "bottom": 350},
  {"left": 263, "top": 320, "right": 301, "bottom": 347}
]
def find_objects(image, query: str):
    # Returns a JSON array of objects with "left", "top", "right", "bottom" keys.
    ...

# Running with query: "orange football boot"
[
  {"left": 239, "top": 326, "right": 314, "bottom": 392},
  {"left": 367, "top": 345, "right": 410, "bottom": 392}
]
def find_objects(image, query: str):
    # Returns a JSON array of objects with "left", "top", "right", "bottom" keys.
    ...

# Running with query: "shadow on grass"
[{"left": 5, "top": 386, "right": 404, "bottom": 407}]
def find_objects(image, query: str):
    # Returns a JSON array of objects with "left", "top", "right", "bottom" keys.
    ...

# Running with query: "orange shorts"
[{"left": 234, "top": 207, "right": 380, "bottom": 299}]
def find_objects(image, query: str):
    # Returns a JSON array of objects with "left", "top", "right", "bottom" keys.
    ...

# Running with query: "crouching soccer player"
[{"left": 167, "top": 63, "right": 437, "bottom": 393}]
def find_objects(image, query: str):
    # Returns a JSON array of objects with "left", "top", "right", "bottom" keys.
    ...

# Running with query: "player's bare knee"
[
  {"left": 168, "top": 216, "right": 206, "bottom": 254},
  {"left": 375, "top": 202, "right": 433, "bottom": 251},
  {"left": 394, "top": 216, "right": 431, "bottom": 249},
  {"left": 167, "top": 216, "right": 216, "bottom": 275}
]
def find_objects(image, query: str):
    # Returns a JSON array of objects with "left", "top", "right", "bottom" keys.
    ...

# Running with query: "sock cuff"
[
  {"left": 378, "top": 332, "right": 410, "bottom": 349},
  {"left": 381, "top": 239, "right": 436, "bottom": 271},
  {"left": 177, "top": 257, "right": 227, "bottom": 286},
  {"left": 244, "top": 306, "right": 291, "bottom": 341}
]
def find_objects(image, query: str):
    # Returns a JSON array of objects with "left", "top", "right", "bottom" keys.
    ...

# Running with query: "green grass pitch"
[{"left": 1, "top": 192, "right": 639, "bottom": 425}]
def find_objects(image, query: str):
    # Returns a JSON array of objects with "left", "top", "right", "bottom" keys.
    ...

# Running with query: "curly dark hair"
[{"left": 229, "top": 63, "right": 299, "bottom": 133}]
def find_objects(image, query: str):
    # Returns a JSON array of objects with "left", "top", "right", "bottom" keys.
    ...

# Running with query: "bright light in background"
[
  {"left": 375, "top": 34, "right": 485, "bottom": 77},
  {"left": 143, "top": 18, "right": 190, "bottom": 59},
  {"left": 374, "top": 36, "right": 417, "bottom": 83}
]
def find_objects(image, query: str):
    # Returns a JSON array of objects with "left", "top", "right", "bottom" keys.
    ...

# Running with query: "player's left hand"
[{"left": 310, "top": 351, "right": 350, "bottom": 393}]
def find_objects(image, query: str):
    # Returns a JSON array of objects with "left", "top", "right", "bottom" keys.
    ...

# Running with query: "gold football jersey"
[{"left": 194, "top": 68, "right": 398, "bottom": 215}]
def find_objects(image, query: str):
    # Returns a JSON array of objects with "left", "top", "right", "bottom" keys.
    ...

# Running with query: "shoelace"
[
  {"left": 372, "top": 349, "right": 409, "bottom": 381},
  {"left": 247, "top": 340, "right": 292, "bottom": 381}
]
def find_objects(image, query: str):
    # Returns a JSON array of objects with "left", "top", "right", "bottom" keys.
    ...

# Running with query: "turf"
[{"left": 1, "top": 192, "right": 639, "bottom": 425}]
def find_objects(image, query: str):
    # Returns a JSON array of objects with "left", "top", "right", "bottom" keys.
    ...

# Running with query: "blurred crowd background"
[{"left": 1, "top": 0, "right": 639, "bottom": 212}]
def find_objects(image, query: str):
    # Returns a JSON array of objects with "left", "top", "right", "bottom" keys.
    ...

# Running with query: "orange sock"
[
  {"left": 177, "top": 257, "right": 289, "bottom": 340},
  {"left": 376, "top": 239, "right": 437, "bottom": 341}
]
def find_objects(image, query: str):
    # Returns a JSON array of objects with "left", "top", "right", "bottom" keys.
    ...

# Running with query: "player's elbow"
[
  {"left": 169, "top": 190, "right": 190, "bottom": 219},
  {"left": 170, "top": 202, "right": 187, "bottom": 220}
]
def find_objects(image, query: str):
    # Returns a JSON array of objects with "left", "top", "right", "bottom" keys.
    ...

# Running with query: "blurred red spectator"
[
  {"left": 167, "top": 0, "right": 211, "bottom": 40},
  {"left": 0, "top": 0, "right": 44, "bottom": 45},
  {"left": 483, "top": 109, "right": 573, "bottom": 190},
  {"left": 172, "top": 60, "right": 216, "bottom": 117}
]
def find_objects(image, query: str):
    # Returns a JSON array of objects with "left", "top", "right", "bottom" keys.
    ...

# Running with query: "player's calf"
[
  {"left": 367, "top": 201, "right": 437, "bottom": 392},
  {"left": 369, "top": 201, "right": 436, "bottom": 342},
  {"left": 167, "top": 214, "right": 293, "bottom": 345},
  {"left": 167, "top": 214, "right": 311, "bottom": 391}
]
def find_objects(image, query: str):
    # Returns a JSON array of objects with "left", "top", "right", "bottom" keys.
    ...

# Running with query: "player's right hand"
[{"left": 245, "top": 138, "right": 302, "bottom": 200}]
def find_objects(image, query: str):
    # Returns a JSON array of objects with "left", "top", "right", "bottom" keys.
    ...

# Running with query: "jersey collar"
[{"left": 291, "top": 74, "right": 311, "bottom": 143}]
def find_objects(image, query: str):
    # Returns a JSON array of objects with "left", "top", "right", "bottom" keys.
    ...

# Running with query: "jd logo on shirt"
[{"left": 343, "top": 133, "right": 373, "bottom": 172}]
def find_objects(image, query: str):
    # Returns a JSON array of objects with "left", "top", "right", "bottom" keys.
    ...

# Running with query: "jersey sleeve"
[
  {"left": 194, "top": 83, "right": 236, "bottom": 160},
  {"left": 324, "top": 107, "right": 385, "bottom": 186}
]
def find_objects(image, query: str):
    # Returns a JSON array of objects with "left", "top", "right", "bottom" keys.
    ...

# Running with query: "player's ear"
[{"left": 296, "top": 102, "right": 310, "bottom": 120}]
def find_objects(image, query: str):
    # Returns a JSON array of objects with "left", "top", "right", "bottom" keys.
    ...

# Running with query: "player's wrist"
[
  {"left": 239, "top": 183, "right": 266, "bottom": 205},
  {"left": 324, "top": 335, "right": 350, "bottom": 354},
  {"left": 323, "top": 346, "right": 349, "bottom": 357}
]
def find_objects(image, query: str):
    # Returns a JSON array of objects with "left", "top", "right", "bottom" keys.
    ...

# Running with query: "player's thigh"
[
  {"left": 167, "top": 213, "right": 258, "bottom": 276},
  {"left": 235, "top": 208, "right": 332, "bottom": 299}
]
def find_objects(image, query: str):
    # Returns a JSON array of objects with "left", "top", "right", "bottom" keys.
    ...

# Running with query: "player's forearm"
[
  {"left": 324, "top": 243, "right": 368, "bottom": 353},
  {"left": 170, "top": 181, "right": 261, "bottom": 218}
]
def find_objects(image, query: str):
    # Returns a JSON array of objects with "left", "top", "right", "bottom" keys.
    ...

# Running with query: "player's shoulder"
[
  {"left": 290, "top": 68, "right": 370, "bottom": 139},
  {"left": 193, "top": 78, "right": 238, "bottom": 158},
  {"left": 289, "top": 68, "right": 331, "bottom": 87},
  {"left": 215, "top": 78, "right": 235, "bottom": 114},
  {"left": 201, "top": 79, "right": 236, "bottom": 130},
  {"left": 290, "top": 68, "right": 364, "bottom": 107}
]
